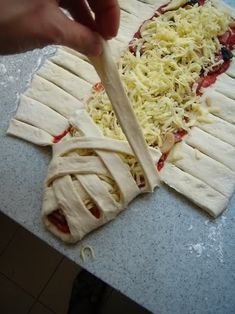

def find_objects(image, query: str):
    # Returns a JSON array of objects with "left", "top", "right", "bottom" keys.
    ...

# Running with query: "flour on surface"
[
  {"left": 188, "top": 216, "right": 226, "bottom": 263},
  {"left": 0, "top": 63, "right": 7, "bottom": 75}
]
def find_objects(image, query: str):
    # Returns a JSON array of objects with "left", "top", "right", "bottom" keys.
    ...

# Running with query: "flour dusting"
[
  {"left": 188, "top": 216, "right": 226, "bottom": 263},
  {"left": 0, "top": 63, "right": 7, "bottom": 75},
  {"left": 188, "top": 224, "right": 193, "bottom": 231},
  {"left": 189, "top": 243, "right": 205, "bottom": 257}
]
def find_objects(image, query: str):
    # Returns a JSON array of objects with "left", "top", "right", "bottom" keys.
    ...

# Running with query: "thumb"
[{"left": 48, "top": 7, "right": 102, "bottom": 56}]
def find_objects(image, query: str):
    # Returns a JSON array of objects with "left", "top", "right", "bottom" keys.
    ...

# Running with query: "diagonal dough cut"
[
  {"left": 226, "top": 57, "right": 235, "bottom": 78},
  {"left": 89, "top": 40, "right": 160, "bottom": 192},
  {"left": 185, "top": 127, "right": 235, "bottom": 172},
  {"left": 15, "top": 95, "right": 69, "bottom": 136},
  {"left": 119, "top": 0, "right": 154, "bottom": 18},
  {"left": 201, "top": 88, "right": 235, "bottom": 124},
  {"left": 25, "top": 75, "right": 84, "bottom": 119},
  {"left": 168, "top": 141, "right": 235, "bottom": 198},
  {"left": 199, "top": 114, "right": 235, "bottom": 147},
  {"left": 7, "top": 119, "right": 53, "bottom": 146},
  {"left": 160, "top": 163, "right": 228, "bottom": 218},
  {"left": 211, "top": 73, "right": 235, "bottom": 100},
  {"left": 37, "top": 61, "right": 91, "bottom": 100},
  {"left": 51, "top": 49, "right": 99, "bottom": 85}
]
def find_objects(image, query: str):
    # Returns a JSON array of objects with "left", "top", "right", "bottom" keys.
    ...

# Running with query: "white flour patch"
[
  {"left": 0, "top": 63, "right": 7, "bottom": 75},
  {"left": 8, "top": 76, "right": 14, "bottom": 83},
  {"left": 188, "top": 216, "right": 226, "bottom": 263},
  {"left": 188, "top": 224, "right": 193, "bottom": 231},
  {"left": 189, "top": 243, "right": 205, "bottom": 257}
]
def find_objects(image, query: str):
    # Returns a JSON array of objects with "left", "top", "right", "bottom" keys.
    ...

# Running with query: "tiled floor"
[{"left": 0, "top": 211, "right": 150, "bottom": 314}]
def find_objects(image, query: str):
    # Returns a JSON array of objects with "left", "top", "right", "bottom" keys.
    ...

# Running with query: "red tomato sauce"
[
  {"left": 174, "top": 129, "right": 188, "bottom": 143},
  {"left": 47, "top": 210, "right": 70, "bottom": 234},
  {"left": 48, "top": 206, "right": 101, "bottom": 234},
  {"left": 196, "top": 27, "right": 235, "bottom": 94},
  {"left": 93, "top": 82, "right": 104, "bottom": 92},
  {"left": 53, "top": 126, "right": 72, "bottom": 144},
  {"left": 157, "top": 129, "right": 188, "bottom": 171},
  {"left": 157, "top": 153, "right": 169, "bottom": 171},
  {"left": 218, "top": 27, "right": 235, "bottom": 49}
]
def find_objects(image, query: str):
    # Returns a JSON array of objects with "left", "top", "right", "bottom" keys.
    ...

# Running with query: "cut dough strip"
[
  {"left": 202, "top": 88, "right": 235, "bottom": 124},
  {"left": 119, "top": 0, "right": 154, "bottom": 18},
  {"left": 226, "top": 57, "right": 235, "bottom": 78},
  {"left": 118, "top": 10, "right": 143, "bottom": 38},
  {"left": 7, "top": 119, "right": 53, "bottom": 146},
  {"left": 199, "top": 114, "right": 235, "bottom": 148},
  {"left": 25, "top": 75, "right": 84, "bottom": 119},
  {"left": 51, "top": 49, "right": 99, "bottom": 85},
  {"left": 185, "top": 127, "right": 235, "bottom": 172},
  {"left": 15, "top": 95, "right": 69, "bottom": 136},
  {"left": 62, "top": 46, "right": 89, "bottom": 62},
  {"left": 89, "top": 40, "right": 160, "bottom": 192},
  {"left": 52, "top": 134, "right": 161, "bottom": 162},
  {"left": 46, "top": 156, "right": 111, "bottom": 186},
  {"left": 217, "top": 1, "right": 235, "bottom": 19},
  {"left": 37, "top": 60, "right": 92, "bottom": 101},
  {"left": 168, "top": 142, "right": 235, "bottom": 198},
  {"left": 160, "top": 163, "right": 228, "bottom": 218},
  {"left": 211, "top": 73, "right": 235, "bottom": 100}
]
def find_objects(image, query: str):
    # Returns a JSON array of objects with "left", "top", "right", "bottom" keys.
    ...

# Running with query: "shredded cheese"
[
  {"left": 80, "top": 245, "right": 95, "bottom": 262},
  {"left": 85, "top": 1, "right": 231, "bottom": 181},
  {"left": 194, "top": 148, "right": 202, "bottom": 160}
]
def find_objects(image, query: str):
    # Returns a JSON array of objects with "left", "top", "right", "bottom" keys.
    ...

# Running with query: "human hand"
[{"left": 0, "top": 0, "right": 120, "bottom": 55}]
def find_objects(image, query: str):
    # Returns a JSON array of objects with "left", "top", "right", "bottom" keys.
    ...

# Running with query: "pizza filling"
[
  {"left": 50, "top": 1, "right": 234, "bottom": 210},
  {"left": 53, "top": 126, "right": 73, "bottom": 143},
  {"left": 157, "top": 128, "right": 188, "bottom": 170},
  {"left": 47, "top": 209, "right": 70, "bottom": 234},
  {"left": 86, "top": 1, "right": 233, "bottom": 179},
  {"left": 47, "top": 204, "right": 101, "bottom": 234}
]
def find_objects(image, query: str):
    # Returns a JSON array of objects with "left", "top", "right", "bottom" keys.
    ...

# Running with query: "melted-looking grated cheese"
[{"left": 85, "top": 0, "right": 231, "bottom": 181}]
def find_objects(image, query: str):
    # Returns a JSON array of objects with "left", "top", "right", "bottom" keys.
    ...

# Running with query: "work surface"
[{"left": 1, "top": 9, "right": 235, "bottom": 314}]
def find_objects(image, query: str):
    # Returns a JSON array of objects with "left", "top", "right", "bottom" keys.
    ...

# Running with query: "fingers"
[
  {"left": 87, "top": 0, "right": 120, "bottom": 39},
  {"left": 48, "top": 7, "right": 102, "bottom": 56},
  {"left": 60, "top": 0, "right": 95, "bottom": 31},
  {"left": 60, "top": 0, "right": 120, "bottom": 40}
]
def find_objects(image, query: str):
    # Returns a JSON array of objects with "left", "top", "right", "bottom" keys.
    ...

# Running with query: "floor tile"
[
  {"left": 29, "top": 302, "right": 54, "bottom": 314},
  {"left": 102, "top": 289, "right": 151, "bottom": 314},
  {"left": 0, "top": 212, "right": 18, "bottom": 254},
  {"left": 0, "top": 273, "right": 34, "bottom": 314},
  {"left": 0, "top": 227, "right": 62, "bottom": 297},
  {"left": 40, "top": 257, "right": 81, "bottom": 314}
]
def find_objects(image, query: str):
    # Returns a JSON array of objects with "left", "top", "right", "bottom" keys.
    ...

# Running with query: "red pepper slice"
[
  {"left": 174, "top": 129, "right": 188, "bottom": 143},
  {"left": 157, "top": 153, "right": 169, "bottom": 171},
  {"left": 93, "top": 82, "right": 104, "bottom": 92}
]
